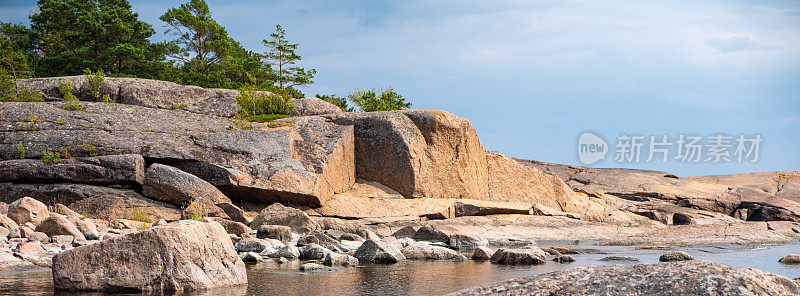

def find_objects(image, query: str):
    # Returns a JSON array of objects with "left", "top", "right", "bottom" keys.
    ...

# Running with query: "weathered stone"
[
  {"left": 213, "top": 218, "right": 251, "bottom": 236},
  {"left": 489, "top": 248, "right": 546, "bottom": 265},
  {"left": 401, "top": 243, "right": 467, "bottom": 261},
  {"left": 50, "top": 235, "right": 74, "bottom": 245},
  {"left": 288, "top": 97, "right": 343, "bottom": 117},
  {"left": 239, "top": 251, "right": 263, "bottom": 263},
  {"left": 323, "top": 252, "right": 359, "bottom": 267},
  {"left": 0, "top": 213, "right": 18, "bottom": 230},
  {"left": 143, "top": 163, "right": 230, "bottom": 205},
  {"left": 27, "top": 231, "right": 48, "bottom": 242},
  {"left": 235, "top": 237, "right": 276, "bottom": 253},
  {"left": 249, "top": 203, "right": 319, "bottom": 233},
  {"left": 659, "top": 250, "right": 694, "bottom": 262},
  {"left": 299, "top": 263, "right": 329, "bottom": 272},
  {"left": 216, "top": 202, "right": 252, "bottom": 224},
  {"left": 354, "top": 239, "right": 406, "bottom": 264},
  {"left": 256, "top": 225, "right": 292, "bottom": 242},
  {"left": 779, "top": 254, "right": 800, "bottom": 264},
  {"left": 600, "top": 256, "right": 640, "bottom": 262},
  {"left": 7, "top": 197, "right": 49, "bottom": 226},
  {"left": 450, "top": 261, "right": 800, "bottom": 295},
  {"left": 553, "top": 255, "right": 576, "bottom": 263},
  {"left": 1, "top": 102, "right": 354, "bottom": 207},
  {"left": 319, "top": 110, "right": 487, "bottom": 199},
  {"left": 487, "top": 151, "right": 608, "bottom": 220},
  {"left": 0, "top": 250, "right": 35, "bottom": 272},
  {"left": 84, "top": 230, "right": 100, "bottom": 240},
  {"left": 0, "top": 183, "right": 180, "bottom": 221},
  {"left": 301, "top": 244, "right": 332, "bottom": 260},
  {"left": 0, "top": 155, "right": 144, "bottom": 185},
  {"left": 391, "top": 226, "right": 418, "bottom": 238},
  {"left": 265, "top": 245, "right": 300, "bottom": 259},
  {"left": 297, "top": 235, "right": 320, "bottom": 247},
  {"left": 52, "top": 220, "right": 246, "bottom": 293},
  {"left": 35, "top": 213, "right": 84, "bottom": 239},
  {"left": 412, "top": 225, "right": 487, "bottom": 249},
  {"left": 339, "top": 233, "right": 364, "bottom": 242},
  {"left": 471, "top": 246, "right": 494, "bottom": 260}
]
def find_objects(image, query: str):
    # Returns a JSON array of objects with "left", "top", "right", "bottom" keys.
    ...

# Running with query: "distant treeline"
[{"left": 0, "top": 0, "right": 313, "bottom": 98}]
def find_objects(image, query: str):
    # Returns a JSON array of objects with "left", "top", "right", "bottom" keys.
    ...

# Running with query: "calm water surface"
[{"left": 2, "top": 241, "right": 798, "bottom": 296}]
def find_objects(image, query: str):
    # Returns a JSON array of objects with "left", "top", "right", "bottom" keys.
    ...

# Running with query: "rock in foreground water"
[
  {"left": 448, "top": 261, "right": 800, "bottom": 295},
  {"left": 52, "top": 220, "right": 246, "bottom": 293},
  {"left": 659, "top": 250, "right": 694, "bottom": 262},
  {"left": 779, "top": 254, "right": 800, "bottom": 264}
]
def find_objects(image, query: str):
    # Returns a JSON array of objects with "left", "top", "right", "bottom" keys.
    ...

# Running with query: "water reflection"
[{"left": 2, "top": 241, "right": 798, "bottom": 296}]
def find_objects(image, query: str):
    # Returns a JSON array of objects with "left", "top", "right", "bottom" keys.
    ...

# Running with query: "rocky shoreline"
[{"left": 1, "top": 76, "right": 799, "bottom": 294}]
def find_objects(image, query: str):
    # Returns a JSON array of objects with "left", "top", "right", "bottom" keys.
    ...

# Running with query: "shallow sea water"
[{"left": 2, "top": 240, "right": 798, "bottom": 296}]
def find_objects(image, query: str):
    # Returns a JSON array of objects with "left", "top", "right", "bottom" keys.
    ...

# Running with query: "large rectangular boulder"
[
  {"left": 52, "top": 220, "right": 246, "bottom": 293},
  {"left": 0, "top": 154, "right": 144, "bottom": 185}
]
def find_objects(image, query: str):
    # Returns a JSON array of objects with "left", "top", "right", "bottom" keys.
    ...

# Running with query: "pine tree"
[{"left": 262, "top": 25, "right": 316, "bottom": 94}]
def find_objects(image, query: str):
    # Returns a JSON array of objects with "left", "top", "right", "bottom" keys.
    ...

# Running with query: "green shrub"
[
  {"left": 79, "top": 143, "right": 97, "bottom": 156},
  {"left": 83, "top": 68, "right": 105, "bottom": 100},
  {"left": 348, "top": 88, "right": 411, "bottom": 112},
  {"left": 0, "top": 67, "right": 44, "bottom": 102},
  {"left": 16, "top": 142, "right": 24, "bottom": 159},
  {"left": 101, "top": 94, "right": 112, "bottom": 103},
  {"left": 131, "top": 210, "right": 152, "bottom": 224},
  {"left": 41, "top": 151, "right": 61, "bottom": 162},
  {"left": 59, "top": 81, "right": 83, "bottom": 111},
  {"left": 236, "top": 84, "right": 294, "bottom": 118},
  {"left": 316, "top": 94, "right": 353, "bottom": 112}
]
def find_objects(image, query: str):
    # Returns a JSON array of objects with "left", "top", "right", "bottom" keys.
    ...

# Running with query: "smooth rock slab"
[
  {"left": 143, "top": 163, "right": 231, "bottom": 205},
  {"left": 449, "top": 261, "right": 800, "bottom": 295},
  {"left": 52, "top": 220, "right": 246, "bottom": 293}
]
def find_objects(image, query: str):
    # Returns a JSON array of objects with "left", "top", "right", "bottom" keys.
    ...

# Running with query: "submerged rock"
[
  {"left": 600, "top": 256, "right": 640, "bottom": 262},
  {"left": 51, "top": 220, "right": 246, "bottom": 293},
  {"left": 354, "top": 239, "right": 406, "bottom": 264},
  {"left": 659, "top": 250, "right": 694, "bottom": 262},
  {"left": 450, "top": 261, "right": 800, "bottom": 295},
  {"left": 779, "top": 254, "right": 800, "bottom": 264},
  {"left": 490, "top": 248, "right": 546, "bottom": 265},
  {"left": 401, "top": 243, "right": 467, "bottom": 261}
]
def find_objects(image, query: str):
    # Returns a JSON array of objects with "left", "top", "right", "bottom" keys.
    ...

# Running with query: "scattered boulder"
[
  {"left": 490, "top": 248, "right": 547, "bottom": 265},
  {"left": 216, "top": 202, "right": 252, "bottom": 224},
  {"left": 323, "top": 252, "right": 359, "bottom": 267},
  {"left": 299, "top": 263, "right": 329, "bottom": 272},
  {"left": 412, "top": 225, "right": 486, "bottom": 249},
  {"left": 553, "top": 255, "right": 576, "bottom": 263},
  {"left": 301, "top": 244, "right": 332, "bottom": 260},
  {"left": 7, "top": 197, "right": 49, "bottom": 226},
  {"left": 339, "top": 233, "right": 364, "bottom": 242},
  {"left": 264, "top": 245, "right": 300, "bottom": 259},
  {"left": 659, "top": 250, "right": 694, "bottom": 262},
  {"left": 297, "top": 235, "right": 320, "bottom": 247},
  {"left": 35, "top": 213, "right": 84, "bottom": 239},
  {"left": 235, "top": 238, "right": 279, "bottom": 253},
  {"left": 214, "top": 218, "right": 251, "bottom": 237},
  {"left": 239, "top": 252, "right": 263, "bottom": 263},
  {"left": 257, "top": 225, "right": 292, "bottom": 242},
  {"left": 27, "top": 231, "right": 49, "bottom": 243},
  {"left": 84, "top": 230, "right": 100, "bottom": 240},
  {"left": 401, "top": 243, "right": 467, "bottom": 261},
  {"left": 143, "top": 163, "right": 231, "bottom": 205},
  {"left": 600, "top": 256, "right": 640, "bottom": 262},
  {"left": 471, "top": 246, "right": 495, "bottom": 260},
  {"left": 391, "top": 226, "right": 418, "bottom": 238},
  {"left": 779, "top": 254, "right": 800, "bottom": 264},
  {"left": 449, "top": 261, "right": 800, "bottom": 295},
  {"left": 354, "top": 239, "right": 406, "bottom": 264},
  {"left": 288, "top": 97, "right": 343, "bottom": 117},
  {"left": 51, "top": 220, "right": 246, "bottom": 293},
  {"left": 249, "top": 203, "right": 319, "bottom": 234},
  {"left": 50, "top": 235, "right": 74, "bottom": 246}
]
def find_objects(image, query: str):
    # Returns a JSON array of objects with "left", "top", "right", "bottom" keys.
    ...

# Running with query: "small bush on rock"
[
  {"left": 348, "top": 88, "right": 411, "bottom": 112},
  {"left": 236, "top": 84, "right": 295, "bottom": 122},
  {"left": 58, "top": 81, "right": 82, "bottom": 111},
  {"left": 83, "top": 68, "right": 105, "bottom": 100},
  {"left": 16, "top": 142, "right": 24, "bottom": 159},
  {"left": 41, "top": 151, "right": 61, "bottom": 162}
]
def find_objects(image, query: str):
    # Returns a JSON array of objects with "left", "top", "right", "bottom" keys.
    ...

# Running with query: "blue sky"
[{"left": 2, "top": 0, "right": 799, "bottom": 176}]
